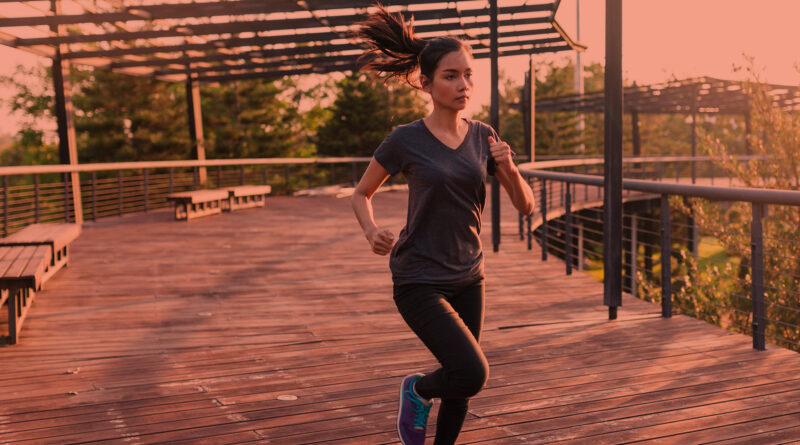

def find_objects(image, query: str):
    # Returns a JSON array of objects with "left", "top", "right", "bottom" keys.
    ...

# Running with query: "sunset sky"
[{"left": 1, "top": 0, "right": 799, "bottom": 138}]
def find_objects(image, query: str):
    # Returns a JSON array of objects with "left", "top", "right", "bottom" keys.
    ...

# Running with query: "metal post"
[
  {"left": 63, "top": 173, "right": 70, "bottom": 223},
  {"left": 240, "top": 165, "right": 246, "bottom": 185},
  {"left": 2, "top": 176, "right": 7, "bottom": 237},
  {"left": 578, "top": 223, "right": 584, "bottom": 272},
  {"left": 308, "top": 164, "right": 313, "bottom": 188},
  {"left": 285, "top": 165, "right": 290, "bottom": 189},
  {"left": 541, "top": 181, "right": 548, "bottom": 261},
  {"left": 351, "top": 162, "right": 358, "bottom": 186},
  {"left": 691, "top": 88, "right": 698, "bottom": 184},
  {"left": 631, "top": 213, "right": 638, "bottom": 298},
  {"left": 604, "top": 0, "right": 623, "bottom": 320},
  {"left": 751, "top": 203, "right": 766, "bottom": 350},
  {"left": 490, "top": 0, "right": 501, "bottom": 253},
  {"left": 143, "top": 169, "right": 149, "bottom": 213},
  {"left": 34, "top": 175, "right": 40, "bottom": 223},
  {"left": 263, "top": 166, "right": 269, "bottom": 185},
  {"left": 91, "top": 172, "right": 97, "bottom": 222},
  {"left": 118, "top": 170, "right": 124, "bottom": 217},
  {"left": 660, "top": 194, "right": 672, "bottom": 317},
  {"left": 169, "top": 168, "right": 174, "bottom": 193},
  {"left": 518, "top": 213, "right": 524, "bottom": 240},
  {"left": 330, "top": 163, "right": 336, "bottom": 186},
  {"left": 217, "top": 165, "right": 223, "bottom": 188},
  {"left": 527, "top": 211, "right": 532, "bottom": 250},
  {"left": 565, "top": 182, "right": 573, "bottom": 275}
]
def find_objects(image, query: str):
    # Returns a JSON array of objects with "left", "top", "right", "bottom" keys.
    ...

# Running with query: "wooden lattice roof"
[
  {"left": 0, "top": 0, "right": 584, "bottom": 83},
  {"left": 536, "top": 77, "right": 800, "bottom": 115}
]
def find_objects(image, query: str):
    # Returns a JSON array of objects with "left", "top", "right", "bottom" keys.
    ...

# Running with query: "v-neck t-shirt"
[{"left": 373, "top": 118, "right": 498, "bottom": 285}]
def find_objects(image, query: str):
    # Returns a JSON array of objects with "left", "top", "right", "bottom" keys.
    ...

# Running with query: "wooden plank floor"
[{"left": 1, "top": 190, "right": 799, "bottom": 444}]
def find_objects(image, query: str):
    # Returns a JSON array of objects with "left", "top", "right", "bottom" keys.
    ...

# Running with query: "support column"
[
  {"left": 632, "top": 108, "right": 641, "bottom": 176},
  {"left": 490, "top": 0, "right": 500, "bottom": 252},
  {"left": 575, "top": 0, "right": 584, "bottom": 153},
  {"left": 186, "top": 70, "right": 207, "bottom": 186},
  {"left": 691, "top": 87, "right": 698, "bottom": 184},
  {"left": 50, "top": 0, "right": 83, "bottom": 225},
  {"left": 603, "top": 0, "right": 623, "bottom": 319},
  {"left": 522, "top": 54, "right": 535, "bottom": 162}
]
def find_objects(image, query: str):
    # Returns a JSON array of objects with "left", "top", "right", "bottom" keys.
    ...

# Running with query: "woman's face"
[{"left": 422, "top": 48, "right": 474, "bottom": 112}]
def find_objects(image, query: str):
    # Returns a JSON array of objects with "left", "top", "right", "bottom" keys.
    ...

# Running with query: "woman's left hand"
[{"left": 488, "top": 136, "right": 514, "bottom": 168}]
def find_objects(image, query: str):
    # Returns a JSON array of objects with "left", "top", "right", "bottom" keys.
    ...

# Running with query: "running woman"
[{"left": 351, "top": 5, "right": 535, "bottom": 444}]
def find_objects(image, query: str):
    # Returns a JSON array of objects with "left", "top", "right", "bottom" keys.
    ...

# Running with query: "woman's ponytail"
[
  {"left": 354, "top": 5, "right": 426, "bottom": 85},
  {"left": 355, "top": 4, "right": 472, "bottom": 87}
]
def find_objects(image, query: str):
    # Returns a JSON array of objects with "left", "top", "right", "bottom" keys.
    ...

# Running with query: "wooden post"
[
  {"left": 50, "top": 0, "right": 83, "bottom": 225},
  {"left": 186, "top": 71, "right": 207, "bottom": 186}
]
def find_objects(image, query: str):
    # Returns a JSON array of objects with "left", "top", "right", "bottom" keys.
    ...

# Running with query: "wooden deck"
[{"left": 2, "top": 191, "right": 800, "bottom": 444}]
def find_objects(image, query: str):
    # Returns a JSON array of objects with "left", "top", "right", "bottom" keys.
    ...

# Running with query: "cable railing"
[
  {"left": 517, "top": 157, "right": 800, "bottom": 352},
  {"left": 3, "top": 154, "right": 796, "bottom": 352},
  {"left": 0, "top": 157, "right": 372, "bottom": 235}
]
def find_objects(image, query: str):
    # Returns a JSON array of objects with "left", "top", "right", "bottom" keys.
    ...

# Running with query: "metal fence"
[
  {"left": 0, "top": 157, "right": 372, "bottom": 236},
  {"left": 518, "top": 158, "right": 800, "bottom": 352}
]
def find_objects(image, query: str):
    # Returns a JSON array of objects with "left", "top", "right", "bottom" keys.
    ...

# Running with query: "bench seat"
[
  {"left": 0, "top": 223, "right": 80, "bottom": 344},
  {"left": 166, "top": 189, "right": 230, "bottom": 220},
  {"left": 226, "top": 185, "right": 272, "bottom": 212}
]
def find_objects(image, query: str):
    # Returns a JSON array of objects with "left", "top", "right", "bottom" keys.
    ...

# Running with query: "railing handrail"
[
  {"left": 520, "top": 170, "right": 800, "bottom": 206},
  {"left": 0, "top": 156, "right": 373, "bottom": 176},
  {"left": 0, "top": 154, "right": 767, "bottom": 177},
  {"left": 520, "top": 154, "right": 766, "bottom": 170}
]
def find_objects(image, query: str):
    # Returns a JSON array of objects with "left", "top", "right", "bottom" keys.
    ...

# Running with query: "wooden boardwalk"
[{"left": 2, "top": 191, "right": 800, "bottom": 444}]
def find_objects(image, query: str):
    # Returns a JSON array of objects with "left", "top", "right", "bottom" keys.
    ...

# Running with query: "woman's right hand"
[{"left": 366, "top": 227, "right": 395, "bottom": 255}]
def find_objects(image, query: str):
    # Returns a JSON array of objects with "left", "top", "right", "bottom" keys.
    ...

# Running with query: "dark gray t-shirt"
[{"left": 374, "top": 118, "right": 497, "bottom": 285}]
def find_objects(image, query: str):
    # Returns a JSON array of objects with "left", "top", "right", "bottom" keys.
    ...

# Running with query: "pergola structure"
[
  {"left": 537, "top": 77, "right": 800, "bottom": 178},
  {"left": 0, "top": 0, "right": 584, "bottom": 241}
]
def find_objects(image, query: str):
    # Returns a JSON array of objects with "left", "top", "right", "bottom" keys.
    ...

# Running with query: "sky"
[{"left": 1, "top": 0, "right": 799, "bottom": 137}]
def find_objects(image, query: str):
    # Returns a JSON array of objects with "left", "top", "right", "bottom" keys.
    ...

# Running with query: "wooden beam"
[{"left": 50, "top": 0, "right": 82, "bottom": 225}]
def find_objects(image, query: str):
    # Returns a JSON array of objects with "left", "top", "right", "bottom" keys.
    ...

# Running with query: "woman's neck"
[{"left": 424, "top": 107, "right": 463, "bottom": 134}]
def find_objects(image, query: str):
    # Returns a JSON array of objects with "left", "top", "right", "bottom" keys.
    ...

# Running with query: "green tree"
[
  {"left": 474, "top": 61, "right": 607, "bottom": 158},
  {"left": 315, "top": 72, "right": 426, "bottom": 157},
  {"left": 642, "top": 62, "right": 800, "bottom": 350}
]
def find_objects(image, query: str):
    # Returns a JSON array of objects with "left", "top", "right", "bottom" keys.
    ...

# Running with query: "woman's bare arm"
[
  {"left": 489, "top": 136, "right": 535, "bottom": 215},
  {"left": 351, "top": 158, "right": 397, "bottom": 255}
]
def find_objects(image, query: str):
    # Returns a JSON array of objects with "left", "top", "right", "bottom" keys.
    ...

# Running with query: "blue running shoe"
[{"left": 398, "top": 373, "right": 433, "bottom": 445}]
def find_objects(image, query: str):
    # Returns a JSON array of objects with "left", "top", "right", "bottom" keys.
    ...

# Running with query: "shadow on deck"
[{"left": 1, "top": 191, "right": 799, "bottom": 444}]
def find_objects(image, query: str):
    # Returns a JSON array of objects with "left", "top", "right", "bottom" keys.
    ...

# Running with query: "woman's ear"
[{"left": 419, "top": 74, "right": 431, "bottom": 93}]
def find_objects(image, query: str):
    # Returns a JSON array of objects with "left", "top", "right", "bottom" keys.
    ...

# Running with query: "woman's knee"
[{"left": 454, "top": 358, "right": 489, "bottom": 397}]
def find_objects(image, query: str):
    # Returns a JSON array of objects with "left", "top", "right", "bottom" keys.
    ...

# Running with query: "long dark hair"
[{"left": 354, "top": 4, "right": 471, "bottom": 87}]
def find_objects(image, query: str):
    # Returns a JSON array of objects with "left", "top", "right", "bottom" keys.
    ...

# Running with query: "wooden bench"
[
  {"left": 166, "top": 189, "right": 230, "bottom": 221},
  {"left": 226, "top": 185, "right": 271, "bottom": 212},
  {"left": 0, "top": 223, "right": 81, "bottom": 344}
]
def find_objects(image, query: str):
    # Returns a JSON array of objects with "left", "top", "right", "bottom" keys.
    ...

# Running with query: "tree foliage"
[
  {"left": 639, "top": 62, "right": 800, "bottom": 350},
  {"left": 315, "top": 72, "right": 426, "bottom": 157}
]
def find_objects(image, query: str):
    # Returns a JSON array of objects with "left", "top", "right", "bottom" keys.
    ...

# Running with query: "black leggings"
[{"left": 393, "top": 278, "right": 489, "bottom": 445}]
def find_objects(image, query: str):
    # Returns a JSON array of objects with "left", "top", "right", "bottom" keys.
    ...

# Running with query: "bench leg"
[{"left": 7, "top": 286, "right": 37, "bottom": 345}]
